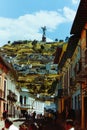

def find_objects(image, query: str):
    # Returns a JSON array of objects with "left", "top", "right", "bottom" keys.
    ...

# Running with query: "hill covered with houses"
[{"left": 0, "top": 40, "right": 67, "bottom": 98}]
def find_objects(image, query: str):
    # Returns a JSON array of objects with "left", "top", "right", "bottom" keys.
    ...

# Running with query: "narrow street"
[{"left": 1, "top": 1, "right": 87, "bottom": 130}]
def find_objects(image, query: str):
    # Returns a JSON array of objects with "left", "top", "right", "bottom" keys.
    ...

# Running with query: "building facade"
[{"left": 0, "top": 56, "right": 20, "bottom": 120}]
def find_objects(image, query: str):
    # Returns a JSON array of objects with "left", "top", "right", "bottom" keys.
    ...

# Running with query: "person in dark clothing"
[
  {"left": 2, "top": 110, "right": 8, "bottom": 120},
  {"left": 67, "top": 109, "right": 76, "bottom": 121},
  {"left": 25, "top": 111, "right": 28, "bottom": 120},
  {"left": 62, "top": 109, "right": 66, "bottom": 121},
  {"left": 29, "top": 123, "right": 37, "bottom": 130},
  {"left": 53, "top": 111, "right": 58, "bottom": 123},
  {"left": 32, "top": 111, "right": 36, "bottom": 120},
  {"left": 65, "top": 119, "right": 74, "bottom": 130},
  {"left": 2, "top": 118, "right": 18, "bottom": 130}
]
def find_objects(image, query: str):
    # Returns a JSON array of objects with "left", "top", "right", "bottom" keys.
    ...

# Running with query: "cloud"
[
  {"left": 72, "top": 0, "right": 80, "bottom": 4},
  {"left": 63, "top": 7, "right": 76, "bottom": 21},
  {"left": 0, "top": 8, "right": 76, "bottom": 46}
]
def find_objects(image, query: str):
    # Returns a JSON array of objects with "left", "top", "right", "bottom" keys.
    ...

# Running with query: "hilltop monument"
[{"left": 41, "top": 26, "right": 46, "bottom": 42}]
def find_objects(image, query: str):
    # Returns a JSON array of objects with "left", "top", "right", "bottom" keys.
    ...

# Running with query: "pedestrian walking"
[
  {"left": 2, "top": 110, "right": 8, "bottom": 120},
  {"left": 29, "top": 123, "right": 37, "bottom": 130},
  {"left": 32, "top": 111, "right": 36, "bottom": 120},
  {"left": 65, "top": 119, "right": 75, "bottom": 130},
  {"left": 2, "top": 118, "right": 19, "bottom": 130}
]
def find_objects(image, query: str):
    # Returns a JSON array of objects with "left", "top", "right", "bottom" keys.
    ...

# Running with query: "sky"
[{"left": 0, "top": 0, "right": 80, "bottom": 47}]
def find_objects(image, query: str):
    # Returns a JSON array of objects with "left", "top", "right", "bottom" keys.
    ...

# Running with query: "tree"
[
  {"left": 8, "top": 41, "right": 11, "bottom": 44},
  {"left": 55, "top": 38, "right": 58, "bottom": 42}
]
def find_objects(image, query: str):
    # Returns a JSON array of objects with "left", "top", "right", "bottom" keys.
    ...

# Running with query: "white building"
[{"left": 20, "top": 88, "right": 45, "bottom": 116}]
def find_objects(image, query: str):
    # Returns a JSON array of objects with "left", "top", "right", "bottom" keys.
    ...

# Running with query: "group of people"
[
  {"left": 25, "top": 111, "right": 36, "bottom": 121},
  {"left": 2, "top": 110, "right": 18, "bottom": 130},
  {"left": 1, "top": 110, "right": 76, "bottom": 130},
  {"left": 2, "top": 118, "right": 18, "bottom": 130}
]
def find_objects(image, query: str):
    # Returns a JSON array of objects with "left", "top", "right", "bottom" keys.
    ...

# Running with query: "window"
[
  {"left": 4, "top": 79, "right": 7, "bottom": 98},
  {"left": 86, "top": 30, "right": 87, "bottom": 48},
  {"left": 85, "top": 50, "right": 87, "bottom": 64},
  {"left": 20, "top": 96, "right": 23, "bottom": 105},
  {"left": 75, "top": 96, "right": 77, "bottom": 109},
  {"left": 24, "top": 96, "right": 26, "bottom": 105},
  {"left": 0, "top": 76, "right": 2, "bottom": 88},
  {"left": 78, "top": 94, "right": 81, "bottom": 109}
]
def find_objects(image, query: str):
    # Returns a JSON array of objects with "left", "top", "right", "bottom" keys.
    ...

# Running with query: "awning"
[
  {"left": 20, "top": 107, "right": 30, "bottom": 110},
  {"left": 20, "top": 105, "right": 31, "bottom": 110}
]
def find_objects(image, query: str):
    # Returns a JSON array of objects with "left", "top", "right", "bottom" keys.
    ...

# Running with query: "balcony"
[
  {"left": 7, "top": 90, "right": 17, "bottom": 102},
  {"left": 75, "top": 50, "right": 87, "bottom": 81}
]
